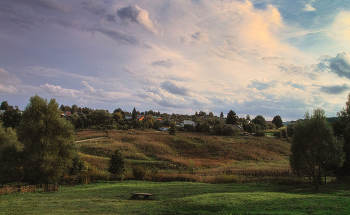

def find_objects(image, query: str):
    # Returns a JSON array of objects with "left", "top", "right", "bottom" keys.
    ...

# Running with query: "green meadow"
[{"left": 1, "top": 181, "right": 350, "bottom": 214}]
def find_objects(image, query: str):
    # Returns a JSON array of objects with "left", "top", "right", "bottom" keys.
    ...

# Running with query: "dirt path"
[{"left": 75, "top": 137, "right": 106, "bottom": 143}]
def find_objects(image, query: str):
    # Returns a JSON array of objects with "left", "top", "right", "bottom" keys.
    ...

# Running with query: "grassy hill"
[{"left": 75, "top": 129, "right": 291, "bottom": 178}]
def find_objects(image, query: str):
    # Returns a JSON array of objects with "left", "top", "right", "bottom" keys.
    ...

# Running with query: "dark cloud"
[
  {"left": 151, "top": 59, "right": 174, "bottom": 69},
  {"left": 316, "top": 52, "right": 350, "bottom": 79},
  {"left": 104, "top": 14, "right": 117, "bottom": 22},
  {"left": 14, "top": 0, "right": 70, "bottom": 13},
  {"left": 291, "top": 83, "right": 305, "bottom": 91},
  {"left": 320, "top": 84, "right": 350, "bottom": 94},
  {"left": 160, "top": 81, "right": 191, "bottom": 96},
  {"left": 248, "top": 80, "right": 277, "bottom": 90},
  {"left": 117, "top": 5, "right": 158, "bottom": 34},
  {"left": 95, "top": 28, "right": 150, "bottom": 47}
]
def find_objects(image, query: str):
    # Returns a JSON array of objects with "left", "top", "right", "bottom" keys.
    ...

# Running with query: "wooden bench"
[{"left": 130, "top": 193, "right": 154, "bottom": 200}]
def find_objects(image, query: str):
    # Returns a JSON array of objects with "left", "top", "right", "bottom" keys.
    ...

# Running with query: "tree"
[
  {"left": 252, "top": 115, "right": 267, "bottom": 130},
  {"left": 0, "top": 101, "right": 9, "bottom": 110},
  {"left": 334, "top": 93, "right": 350, "bottom": 178},
  {"left": 208, "top": 112, "right": 214, "bottom": 117},
  {"left": 2, "top": 109, "right": 22, "bottom": 129},
  {"left": 0, "top": 125, "right": 24, "bottom": 183},
  {"left": 108, "top": 149, "right": 125, "bottom": 178},
  {"left": 226, "top": 110, "right": 238, "bottom": 124},
  {"left": 17, "top": 95, "right": 76, "bottom": 183},
  {"left": 290, "top": 109, "right": 344, "bottom": 190},
  {"left": 132, "top": 107, "right": 137, "bottom": 120},
  {"left": 246, "top": 115, "right": 251, "bottom": 121},
  {"left": 220, "top": 111, "right": 224, "bottom": 118},
  {"left": 272, "top": 115, "right": 283, "bottom": 128},
  {"left": 71, "top": 104, "right": 78, "bottom": 114}
]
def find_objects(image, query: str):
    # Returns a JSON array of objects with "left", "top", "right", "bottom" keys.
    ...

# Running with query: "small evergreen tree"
[
  {"left": 226, "top": 110, "right": 238, "bottom": 124},
  {"left": 220, "top": 111, "right": 224, "bottom": 118},
  {"left": 132, "top": 107, "right": 137, "bottom": 120}
]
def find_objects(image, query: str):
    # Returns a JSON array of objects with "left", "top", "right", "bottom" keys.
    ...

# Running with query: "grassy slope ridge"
[
  {"left": 1, "top": 181, "right": 349, "bottom": 214},
  {"left": 76, "top": 129, "right": 291, "bottom": 172}
]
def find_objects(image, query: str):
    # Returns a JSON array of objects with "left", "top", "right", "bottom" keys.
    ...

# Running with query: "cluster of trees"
[{"left": 0, "top": 96, "right": 80, "bottom": 184}]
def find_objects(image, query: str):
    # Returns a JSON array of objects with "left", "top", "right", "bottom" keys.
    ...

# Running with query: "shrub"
[
  {"left": 132, "top": 166, "right": 147, "bottom": 180},
  {"left": 169, "top": 123, "right": 177, "bottom": 135},
  {"left": 207, "top": 174, "right": 238, "bottom": 184},
  {"left": 281, "top": 129, "right": 287, "bottom": 138},
  {"left": 273, "top": 131, "right": 282, "bottom": 139},
  {"left": 108, "top": 149, "right": 125, "bottom": 177},
  {"left": 255, "top": 131, "right": 265, "bottom": 137}
]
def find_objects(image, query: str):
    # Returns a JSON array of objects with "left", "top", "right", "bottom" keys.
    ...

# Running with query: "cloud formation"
[
  {"left": 117, "top": 5, "right": 159, "bottom": 34},
  {"left": 320, "top": 84, "right": 350, "bottom": 94},
  {"left": 150, "top": 59, "right": 174, "bottom": 69},
  {"left": 248, "top": 80, "right": 277, "bottom": 90},
  {"left": 160, "top": 81, "right": 192, "bottom": 96},
  {"left": 317, "top": 52, "right": 350, "bottom": 79},
  {"left": 181, "top": 31, "right": 209, "bottom": 44}
]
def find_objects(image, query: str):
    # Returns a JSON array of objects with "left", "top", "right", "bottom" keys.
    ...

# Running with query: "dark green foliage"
[
  {"left": 17, "top": 95, "right": 76, "bottom": 183},
  {"left": 267, "top": 123, "right": 276, "bottom": 129},
  {"left": 2, "top": 109, "right": 22, "bottom": 129},
  {"left": 88, "top": 109, "right": 112, "bottom": 126},
  {"left": 220, "top": 111, "right": 224, "bottom": 118},
  {"left": 252, "top": 115, "right": 267, "bottom": 130},
  {"left": 0, "top": 101, "right": 10, "bottom": 110},
  {"left": 247, "top": 123, "right": 256, "bottom": 133},
  {"left": 132, "top": 166, "right": 146, "bottom": 180},
  {"left": 272, "top": 115, "right": 283, "bottom": 128},
  {"left": 290, "top": 109, "right": 344, "bottom": 190},
  {"left": 195, "top": 121, "right": 210, "bottom": 133},
  {"left": 184, "top": 124, "right": 195, "bottom": 132},
  {"left": 281, "top": 129, "right": 287, "bottom": 138},
  {"left": 273, "top": 131, "right": 282, "bottom": 139},
  {"left": 71, "top": 104, "right": 78, "bottom": 114},
  {"left": 108, "top": 149, "right": 125, "bottom": 177},
  {"left": 226, "top": 110, "right": 238, "bottom": 124},
  {"left": 69, "top": 155, "right": 86, "bottom": 175},
  {"left": 0, "top": 125, "right": 24, "bottom": 183},
  {"left": 287, "top": 123, "right": 295, "bottom": 137},
  {"left": 169, "top": 123, "right": 177, "bottom": 135},
  {"left": 222, "top": 126, "right": 239, "bottom": 136},
  {"left": 255, "top": 131, "right": 265, "bottom": 137},
  {"left": 334, "top": 93, "right": 350, "bottom": 178},
  {"left": 132, "top": 107, "right": 137, "bottom": 120}
]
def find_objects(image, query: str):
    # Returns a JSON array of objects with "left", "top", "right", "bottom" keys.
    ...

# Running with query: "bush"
[
  {"left": 108, "top": 149, "right": 125, "bottom": 177},
  {"left": 255, "top": 131, "right": 265, "bottom": 137},
  {"left": 281, "top": 129, "right": 287, "bottom": 138},
  {"left": 273, "top": 131, "right": 282, "bottom": 139},
  {"left": 169, "top": 123, "right": 177, "bottom": 135},
  {"left": 132, "top": 166, "right": 147, "bottom": 180}
]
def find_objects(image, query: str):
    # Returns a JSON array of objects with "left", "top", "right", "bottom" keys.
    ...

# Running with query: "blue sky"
[{"left": 1, "top": 0, "right": 350, "bottom": 120}]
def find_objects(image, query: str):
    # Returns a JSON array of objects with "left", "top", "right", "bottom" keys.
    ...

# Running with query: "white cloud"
[{"left": 40, "top": 84, "right": 76, "bottom": 98}]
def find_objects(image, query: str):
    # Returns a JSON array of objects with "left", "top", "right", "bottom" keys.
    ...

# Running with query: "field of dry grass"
[{"left": 75, "top": 129, "right": 291, "bottom": 177}]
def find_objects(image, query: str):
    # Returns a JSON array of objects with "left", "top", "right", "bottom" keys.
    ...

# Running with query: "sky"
[{"left": 1, "top": 0, "right": 350, "bottom": 121}]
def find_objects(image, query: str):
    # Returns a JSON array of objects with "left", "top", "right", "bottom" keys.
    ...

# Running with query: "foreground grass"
[{"left": 1, "top": 181, "right": 349, "bottom": 214}]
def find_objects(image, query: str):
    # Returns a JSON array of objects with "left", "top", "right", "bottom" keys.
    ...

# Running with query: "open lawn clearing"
[{"left": 1, "top": 181, "right": 350, "bottom": 214}]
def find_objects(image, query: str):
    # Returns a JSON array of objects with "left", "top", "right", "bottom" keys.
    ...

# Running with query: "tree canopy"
[
  {"left": 0, "top": 101, "right": 10, "bottom": 110},
  {"left": 17, "top": 95, "right": 76, "bottom": 183},
  {"left": 252, "top": 115, "right": 267, "bottom": 130},
  {"left": 226, "top": 110, "right": 238, "bottom": 124},
  {"left": 290, "top": 109, "right": 344, "bottom": 190},
  {"left": 272, "top": 115, "right": 283, "bottom": 128}
]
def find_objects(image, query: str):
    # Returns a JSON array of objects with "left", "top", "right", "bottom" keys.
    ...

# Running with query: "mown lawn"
[{"left": 1, "top": 181, "right": 349, "bottom": 214}]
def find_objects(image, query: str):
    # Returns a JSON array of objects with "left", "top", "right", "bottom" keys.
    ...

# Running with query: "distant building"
[
  {"left": 159, "top": 127, "right": 169, "bottom": 131},
  {"left": 180, "top": 120, "right": 196, "bottom": 127}
]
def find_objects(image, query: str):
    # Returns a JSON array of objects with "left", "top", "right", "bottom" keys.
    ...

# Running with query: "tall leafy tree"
[
  {"left": 272, "top": 115, "right": 283, "bottom": 128},
  {"left": 226, "top": 110, "right": 238, "bottom": 124},
  {"left": 2, "top": 109, "right": 22, "bottom": 129},
  {"left": 17, "top": 95, "right": 76, "bottom": 183},
  {"left": 0, "top": 125, "right": 24, "bottom": 183},
  {"left": 71, "top": 104, "right": 78, "bottom": 114},
  {"left": 220, "top": 111, "right": 224, "bottom": 118},
  {"left": 334, "top": 93, "right": 350, "bottom": 178},
  {"left": 252, "top": 115, "right": 267, "bottom": 130},
  {"left": 290, "top": 109, "right": 344, "bottom": 190},
  {"left": 0, "top": 101, "right": 9, "bottom": 110}
]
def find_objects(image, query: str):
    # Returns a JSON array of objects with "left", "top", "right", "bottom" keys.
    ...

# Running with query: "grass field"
[
  {"left": 75, "top": 129, "right": 292, "bottom": 176},
  {"left": 1, "top": 181, "right": 350, "bottom": 214}
]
